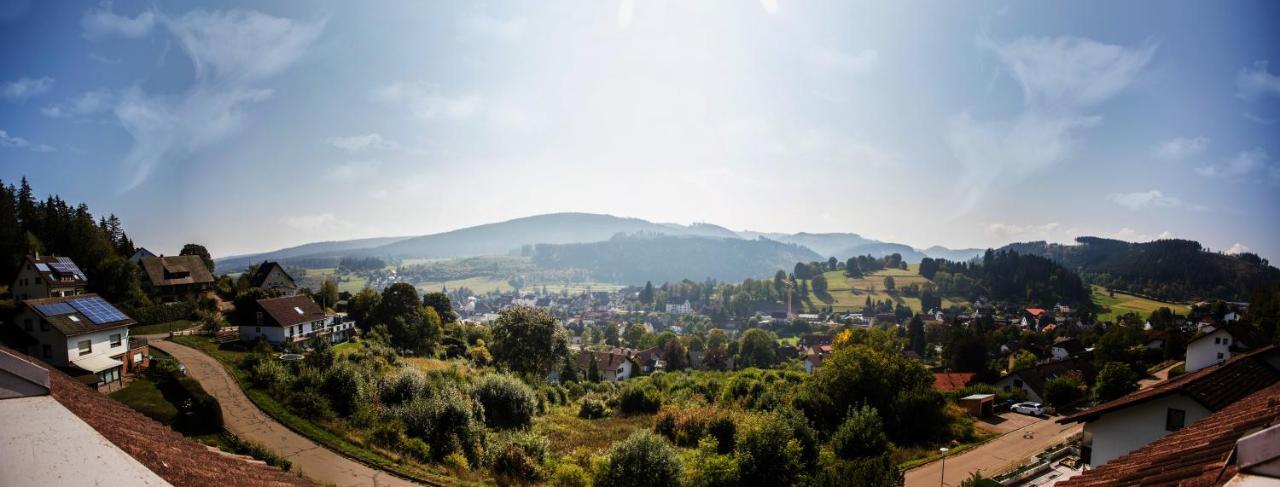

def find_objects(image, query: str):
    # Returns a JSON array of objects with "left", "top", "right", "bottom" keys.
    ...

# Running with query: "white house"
[
  {"left": 574, "top": 350, "right": 633, "bottom": 381},
  {"left": 665, "top": 300, "right": 692, "bottom": 314},
  {"left": 10, "top": 255, "right": 87, "bottom": 302},
  {"left": 239, "top": 295, "right": 352, "bottom": 345},
  {"left": 13, "top": 294, "right": 145, "bottom": 388},
  {"left": 1058, "top": 346, "right": 1280, "bottom": 468},
  {"left": 1184, "top": 323, "right": 1266, "bottom": 373}
]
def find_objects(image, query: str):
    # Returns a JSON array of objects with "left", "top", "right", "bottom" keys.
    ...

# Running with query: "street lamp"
[{"left": 939, "top": 447, "right": 950, "bottom": 487}]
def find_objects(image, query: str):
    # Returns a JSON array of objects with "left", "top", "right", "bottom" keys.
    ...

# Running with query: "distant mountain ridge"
[
  {"left": 531, "top": 233, "right": 823, "bottom": 283},
  {"left": 212, "top": 212, "right": 1004, "bottom": 272}
]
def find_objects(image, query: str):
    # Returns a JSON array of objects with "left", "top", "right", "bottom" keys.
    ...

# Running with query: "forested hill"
[
  {"left": 922, "top": 250, "right": 1096, "bottom": 310},
  {"left": 997, "top": 237, "right": 1280, "bottom": 302},
  {"left": 531, "top": 234, "right": 822, "bottom": 284}
]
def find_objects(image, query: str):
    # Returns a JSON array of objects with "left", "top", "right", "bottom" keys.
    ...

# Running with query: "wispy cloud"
[
  {"left": 324, "top": 133, "right": 400, "bottom": 153},
  {"left": 1226, "top": 243, "right": 1251, "bottom": 255},
  {"left": 1106, "top": 228, "right": 1174, "bottom": 243},
  {"left": 1235, "top": 60, "right": 1280, "bottom": 101},
  {"left": 81, "top": 3, "right": 155, "bottom": 40},
  {"left": 0, "top": 129, "right": 56, "bottom": 152},
  {"left": 1, "top": 76, "right": 54, "bottom": 101},
  {"left": 110, "top": 8, "right": 326, "bottom": 189},
  {"left": 1242, "top": 112, "right": 1275, "bottom": 125},
  {"left": 986, "top": 222, "right": 1063, "bottom": 241},
  {"left": 41, "top": 89, "right": 114, "bottom": 119},
  {"left": 949, "top": 36, "right": 1156, "bottom": 211},
  {"left": 325, "top": 160, "right": 382, "bottom": 181},
  {"left": 373, "top": 82, "right": 483, "bottom": 120},
  {"left": 1152, "top": 136, "right": 1208, "bottom": 161},
  {"left": 1108, "top": 190, "right": 1204, "bottom": 211},
  {"left": 458, "top": 11, "right": 527, "bottom": 41},
  {"left": 811, "top": 48, "right": 878, "bottom": 75},
  {"left": 759, "top": 0, "right": 779, "bottom": 14},
  {"left": 1195, "top": 148, "right": 1277, "bottom": 182},
  {"left": 88, "top": 52, "right": 122, "bottom": 65}
]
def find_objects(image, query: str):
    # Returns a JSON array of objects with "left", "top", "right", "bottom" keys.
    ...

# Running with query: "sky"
[{"left": 1, "top": 0, "right": 1278, "bottom": 260}]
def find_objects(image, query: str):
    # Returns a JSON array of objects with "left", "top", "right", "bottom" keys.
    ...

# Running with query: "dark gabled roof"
[
  {"left": 255, "top": 295, "right": 325, "bottom": 328},
  {"left": 1189, "top": 322, "right": 1270, "bottom": 349},
  {"left": 23, "top": 294, "right": 134, "bottom": 336},
  {"left": 1060, "top": 345, "right": 1280, "bottom": 424},
  {"left": 139, "top": 255, "right": 214, "bottom": 287},
  {"left": 575, "top": 350, "right": 629, "bottom": 372},
  {"left": 1059, "top": 381, "right": 1280, "bottom": 487},
  {"left": 0, "top": 346, "right": 313, "bottom": 486},
  {"left": 1004, "top": 354, "right": 1097, "bottom": 396},
  {"left": 23, "top": 255, "right": 88, "bottom": 287},
  {"left": 247, "top": 261, "right": 295, "bottom": 289},
  {"left": 1052, "top": 337, "right": 1086, "bottom": 355}
]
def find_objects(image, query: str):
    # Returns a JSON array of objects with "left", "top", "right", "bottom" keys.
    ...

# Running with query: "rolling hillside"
[{"left": 531, "top": 234, "right": 822, "bottom": 284}]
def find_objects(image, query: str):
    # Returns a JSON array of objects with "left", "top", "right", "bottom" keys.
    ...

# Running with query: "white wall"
[
  {"left": 1083, "top": 394, "right": 1211, "bottom": 467},
  {"left": 63, "top": 327, "right": 130, "bottom": 367},
  {"left": 1185, "top": 329, "right": 1233, "bottom": 373},
  {"left": 240, "top": 324, "right": 286, "bottom": 344}
]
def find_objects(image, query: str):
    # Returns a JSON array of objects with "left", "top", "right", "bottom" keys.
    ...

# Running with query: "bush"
[
  {"left": 578, "top": 398, "right": 610, "bottom": 419},
  {"left": 832, "top": 405, "right": 887, "bottom": 460},
  {"left": 653, "top": 407, "right": 735, "bottom": 452},
  {"left": 219, "top": 433, "right": 292, "bottom": 472},
  {"left": 471, "top": 373, "right": 539, "bottom": 429},
  {"left": 381, "top": 368, "right": 428, "bottom": 405},
  {"left": 813, "top": 452, "right": 903, "bottom": 487},
  {"left": 596, "top": 431, "right": 682, "bottom": 487},
  {"left": 128, "top": 301, "right": 195, "bottom": 325},
  {"left": 682, "top": 438, "right": 739, "bottom": 487},
  {"left": 1043, "top": 373, "right": 1086, "bottom": 407},
  {"left": 288, "top": 389, "right": 335, "bottom": 420},
  {"left": 248, "top": 357, "right": 291, "bottom": 390},
  {"left": 888, "top": 388, "right": 947, "bottom": 443},
  {"left": 322, "top": 363, "right": 366, "bottom": 417},
  {"left": 1094, "top": 362, "right": 1140, "bottom": 402},
  {"left": 735, "top": 409, "right": 818, "bottom": 485},
  {"left": 618, "top": 384, "right": 662, "bottom": 414},
  {"left": 489, "top": 431, "right": 549, "bottom": 484},
  {"left": 549, "top": 462, "right": 591, "bottom": 487},
  {"left": 396, "top": 385, "right": 485, "bottom": 463}
]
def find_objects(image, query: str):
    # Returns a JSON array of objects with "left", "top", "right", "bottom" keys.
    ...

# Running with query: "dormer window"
[{"left": 68, "top": 315, "right": 80, "bottom": 323}]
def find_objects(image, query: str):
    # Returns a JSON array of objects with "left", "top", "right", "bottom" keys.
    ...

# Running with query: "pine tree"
[{"left": 587, "top": 354, "right": 601, "bottom": 382}]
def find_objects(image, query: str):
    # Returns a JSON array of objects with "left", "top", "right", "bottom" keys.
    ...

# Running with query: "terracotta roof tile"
[
  {"left": 933, "top": 372, "right": 976, "bottom": 392},
  {"left": 1059, "top": 382, "right": 1280, "bottom": 487}
]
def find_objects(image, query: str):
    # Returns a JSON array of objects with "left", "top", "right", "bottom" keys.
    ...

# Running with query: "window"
[
  {"left": 1217, "top": 352, "right": 1225, "bottom": 360},
  {"left": 1213, "top": 337, "right": 1220, "bottom": 344},
  {"left": 41, "top": 344, "right": 51, "bottom": 358},
  {"left": 1224, "top": 338, "right": 1231, "bottom": 346},
  {"left": 77, "top": 340, "right": 91, "bottom": 356},
  {"left": 256, "top": 312, "right": 264, "bottom": 325},
  {"left": 1166, "top": 408, "right": 1186, "bottom": 431},
  {"left": 110, "top": 334, "right": 122, "bottom": 347}
]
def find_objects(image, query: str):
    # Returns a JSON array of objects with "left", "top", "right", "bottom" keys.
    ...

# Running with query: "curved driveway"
[{"left": 149, "top": 339, "right": 425, "bottom": 487}]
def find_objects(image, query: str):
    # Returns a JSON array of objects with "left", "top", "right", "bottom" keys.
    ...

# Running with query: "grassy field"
[
  {"left": 535, "top": 405, "right": 656, "bottom": 457},
  {"left": 1091, "top": 285, "right": 1184, "bottom": 322},
  {"left": 130, "top": 320, "right": 193, "bottom": 336},
  {"left": 803, "top": 268, "right": 966, "bottom": 314},
  {"left": 110, "top": 377, "right": 178, "bottom": 424}
]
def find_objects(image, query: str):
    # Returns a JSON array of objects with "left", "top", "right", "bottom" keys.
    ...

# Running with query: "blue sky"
[{"left": 1, "top": 0, "right": 1278, "bottom": 260}]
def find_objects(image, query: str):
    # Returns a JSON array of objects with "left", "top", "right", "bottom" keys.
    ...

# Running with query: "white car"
[{"left": 1012, "top": 402, "right": 1045, "bottom": 416}]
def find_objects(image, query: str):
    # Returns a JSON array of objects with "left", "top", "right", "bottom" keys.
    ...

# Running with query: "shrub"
[
  {"left": 832, "top": 405, "right": 887, "bottom": 460},
  {"left": 489, "top": 431, "right": 549, "bottom": 485},
  {"left": 248, "top": 359, "right": 290, "bottom": 390},
  {"left": 618, "top": 384, "right": 662, "bottom": 414},
  {"left": 813, "top": 452, "right": 903, "bottom": 487},
  {"left": 397, "top": 385, "right": 485, "bottom": 463},
  {"left": 471, "top": 373, "right": 539, "bottom": 429},
  {"left": 1094, "top": 362, "right": 1140, "bottom": 402},
  {"left": 682, "top": 437, "right": 739, "bottom": 487},
  {"left": 129, "top": 301, "right": 195, "bottom": 325},
  {"left": 401, "top": 437, "right": 433, "bottom": 463},
  {"left": 888, "top": 388, "right": 947, "bottom": 443},
  {"left": 322, "top": 363, "right": 366, "bottom": 417},
  {"left": 549, "top": 462, "right": 591, "bottom": 487},
  {"left": 288, "top": 389, "right": 335, "bottom": 420},
  {"left": 1043, "top": 373, "right": 1086, "bottom": 407},
  {"left": 578, "top": 398, "right": 610, "bottom": 419},
  {"left": 652, "top": 407, "right": 735, "bottom": 452},
  {"left": 369, "top": 420, "right": 407, "bottom": 449},
  {"left": 381, "top": 368, "right": 428, "bottom": 405},
  {"left": 595, "top": 431, "right": 682, "bottom": 487},
  {"left": 220, "top": 433, "right": 292, "bottom": 472},
  {"left": 735, "top": 409, "right": 818, "bottom": 485}
]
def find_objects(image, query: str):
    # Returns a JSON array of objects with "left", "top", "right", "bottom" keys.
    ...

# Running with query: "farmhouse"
[
  {"left": 10, "top": 255, "right": 87, "bottom": 302},
  {"left": 11, "top": 294, "right": 147, "bottom": 390},
  {"left": 1058, "top": 345, "right": 1280, "bottom": 468},
  {"left": 246, "top": 261, "right": 298, "bottom": 295},
  {"left": 137, "top": 255, "right": 215, "bottom": 302},
  {"left": 1184, "top": 322, "right": 1268, "bottom": 373},
  {"left": 239, "top": 295, "right": 353, "bottom": 345}
]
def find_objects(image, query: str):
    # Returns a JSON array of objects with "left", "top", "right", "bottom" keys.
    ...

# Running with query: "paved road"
[
  {"left": 150, "top": 339, "right": 424, "bottom": 487},
  {"left": 905, "top": 413, "right": 1081, "bottom": 487}
]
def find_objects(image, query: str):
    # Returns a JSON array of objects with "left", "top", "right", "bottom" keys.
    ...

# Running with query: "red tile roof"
[
  {"left": 1060, "top": 345, "right": 1279, "bottom": 424},
  {"left": 933, "top": 372, "right": 977, "bottom": 392},
  {"left": 2, "top": 346, "right": 312, "bottom": 486},
  {"left": 1059, "top": 381, "right": 1280, "bottom": 487},
  {"left": 1026, "top": 308, "right": 1047, "bottom": 317}
]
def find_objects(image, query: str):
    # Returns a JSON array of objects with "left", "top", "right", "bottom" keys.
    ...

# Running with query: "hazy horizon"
[{"left": 2, "top": 1, "right": 1278, "bottom": 259}]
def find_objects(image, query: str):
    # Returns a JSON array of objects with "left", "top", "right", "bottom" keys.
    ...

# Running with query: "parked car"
[{"left": 1012, "top": 402, "right": 1045, "bottom": 416}]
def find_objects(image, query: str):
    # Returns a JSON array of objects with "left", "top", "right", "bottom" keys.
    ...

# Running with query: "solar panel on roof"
[
  {"left": 35, "top": 302, "right": 76, "bottom": 316},
  {"left": 50, "top": 259, "right": 87, "bottom": 280},
  {"left": 35, "top": 263, "right": 49, "bottom": 272},
  {"left": 67, "top": 296, "right": 129, "bottom": 325}
]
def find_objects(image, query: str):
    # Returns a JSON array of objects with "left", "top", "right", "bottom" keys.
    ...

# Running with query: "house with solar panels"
[
  {"left": 10, "top": 255, "right": 88, "bottom": 302},
  {"left": 12, "top": 293, "right": 148, "bottom": 390},
  {"left": 137, "top": 255, "right": 215, "bottom": 302}
]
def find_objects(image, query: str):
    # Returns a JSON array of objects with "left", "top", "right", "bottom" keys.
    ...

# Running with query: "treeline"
[
  {"left": 999, "top": 237, "right": 1280, "bottom": 302},
  {"left": 0, "top": 177, "right": 143, "bottom": 305},
  {"left": 531, "top": 234, "right": 822, "bottom": 284},
  {"left": 920, "top": 250, "right": 1095, "bottom": 310},
  {"left": 337, "top": 256, "right": 386, "bottom": 273}
]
